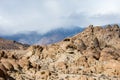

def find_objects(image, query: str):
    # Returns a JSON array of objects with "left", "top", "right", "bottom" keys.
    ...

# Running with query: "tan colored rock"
[
  {"left": 76, "top": 56, "right": 89, "bottom": 68},
  {"left": 69, "top": 77, "right": 81, "bottom": 80},
  {"left": 24, "top": 51, "right": 33, "bottom": 58},
  {"left": 80, "top": 75, "right": 88, "bottom": 80},
  {"left": 103, "top": 60, "right": 120, "bottom": 77},
  {"left": 18, "top": 57, "right": 30, "bottom": 70},
  {"left": 55, "top": 61, "right": 68, "bottom": 73},
  {"left": 88, "top": 77, "right": 96, "bottom": 80},
  {"left": 1, "top": 59, "right": 14, "bottom": 71},
  {"left": 74, "top": 39, "right": 86, "bottom": 51},
  {"left": 83, "top": 48, "right": 100, "bottom": 60},
  {"left": 7, "top": 59, "right": 21, "bottom": 71},
  {"left": 100, "top": 48, "right": 119, "bottom": 61},
  {"left": 35, "top": 70, "right": 50, "bottom": 80}
]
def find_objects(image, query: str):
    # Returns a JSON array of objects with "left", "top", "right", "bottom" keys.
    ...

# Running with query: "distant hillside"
[
  {"left": 0, "top": 38, "right": 29, "bottom": 50},
  {"left": 0, "top": 31, "right": 42, "bottom": 44},
  {"left": 36, "top": 27, "right": 84, "bottom": 45},
  {"left": 0, "top": 27, "right": 84, "bottom": 45}
]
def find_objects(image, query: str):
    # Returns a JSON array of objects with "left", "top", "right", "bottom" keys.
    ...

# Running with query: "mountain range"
[{"left": 0, "top": 26, "right": 84, "bottom": 45}]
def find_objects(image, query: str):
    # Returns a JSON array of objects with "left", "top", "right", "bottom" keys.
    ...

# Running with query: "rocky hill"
[
  {"left": 0, "top": 38, "right": 29, "bottom": 50},
  {"left": 0, "top": 24, "right": 120, "bottom": 80}
]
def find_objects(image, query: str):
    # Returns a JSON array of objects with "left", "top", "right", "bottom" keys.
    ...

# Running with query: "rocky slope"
[
  {"left": 0, "top": 24, "right": 120, "bottom": 80},
  {"left": 0, "top": 38, "right": 29, "bottom": 50}
]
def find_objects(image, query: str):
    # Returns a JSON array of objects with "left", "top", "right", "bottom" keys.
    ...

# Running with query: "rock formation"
[{"left": 0, "top": 24, "right": 120, "bottom": 80}]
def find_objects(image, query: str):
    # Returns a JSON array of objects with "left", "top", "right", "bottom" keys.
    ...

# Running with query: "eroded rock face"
[{"left": 0, "top": 25, "right": 120, "bottom": 80}]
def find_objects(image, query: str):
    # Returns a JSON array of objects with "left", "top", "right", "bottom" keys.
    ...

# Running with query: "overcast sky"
[{"left": 0, "top": 0, "right": 120, "bottom": 35}]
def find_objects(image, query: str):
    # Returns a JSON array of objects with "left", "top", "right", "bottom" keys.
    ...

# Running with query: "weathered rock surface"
[{"left": 0, "top": 24, "right": 120, "bottom": 80}]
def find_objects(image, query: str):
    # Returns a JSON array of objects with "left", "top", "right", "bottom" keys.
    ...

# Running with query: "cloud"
[{"left": 0, "top": 0, "right": 120, "bottom": 35}]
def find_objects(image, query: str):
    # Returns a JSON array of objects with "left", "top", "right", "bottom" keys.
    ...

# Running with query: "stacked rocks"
[{"left": 0, "top": 24, "right": 120, "bottom": 80}]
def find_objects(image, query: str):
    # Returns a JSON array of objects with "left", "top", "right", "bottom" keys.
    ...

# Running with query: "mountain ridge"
[
  {"left": 0, "top": 26, "right": 84, "bottom": 45},
  {"left": 0, "top": 37, "right": 29, "bottom": 50}
]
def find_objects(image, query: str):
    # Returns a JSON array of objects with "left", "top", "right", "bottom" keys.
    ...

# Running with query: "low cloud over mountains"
[{"left": 0, "top": 0, "right": 120, "bottom": 35}]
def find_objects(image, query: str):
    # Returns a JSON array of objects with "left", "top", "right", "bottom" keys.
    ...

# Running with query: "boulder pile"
[{"left": 0, "top": 24, "right": 120, "bottom": 80}]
